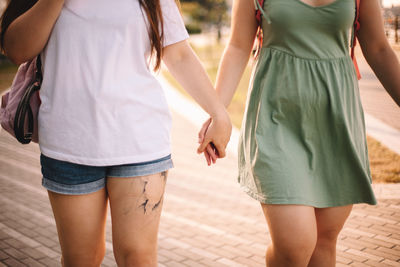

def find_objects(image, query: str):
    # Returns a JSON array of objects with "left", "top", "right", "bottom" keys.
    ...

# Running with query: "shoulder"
[{"left": 160, "top": 0, "right": 180, "bottom": 15}]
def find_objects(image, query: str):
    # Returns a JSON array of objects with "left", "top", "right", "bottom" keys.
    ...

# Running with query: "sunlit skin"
[{"left": 199, "top": 0, "right": 400, "bottom": 266}]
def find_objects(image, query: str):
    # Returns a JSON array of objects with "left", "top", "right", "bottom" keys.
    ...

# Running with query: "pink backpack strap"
[{"left": 351, "top": 0, "right": 361, "bottom": 80}]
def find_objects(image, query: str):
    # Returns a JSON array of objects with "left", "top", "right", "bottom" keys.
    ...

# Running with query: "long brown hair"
[
  {"left": 139, "top": 0, "right": 164, "bottom": 70},
  {"left": 0, "top": 0, "right": 164, "bottom": 70}
]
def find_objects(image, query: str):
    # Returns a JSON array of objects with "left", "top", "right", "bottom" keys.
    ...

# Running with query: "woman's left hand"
[
  {"left": 198, "top": 118, "right": 218, "bottom": 165},
  {"left": 197, "top": 112, "right": 231, "bottom": 165}
]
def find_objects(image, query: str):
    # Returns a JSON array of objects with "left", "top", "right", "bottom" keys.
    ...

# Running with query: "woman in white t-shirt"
[{"left": 0, "top": 0, "right": 231, "bottom": 265}]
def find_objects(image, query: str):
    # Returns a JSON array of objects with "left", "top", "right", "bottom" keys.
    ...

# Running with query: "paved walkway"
[
  {"left": 357, "top": 50, "right": 400, "bottom": 131},
  {"left": 356, "top": 48, "right": 400, "bottom": 155},
  {"left": 0, "top": 98, "right": 400, "bottom": 267}
]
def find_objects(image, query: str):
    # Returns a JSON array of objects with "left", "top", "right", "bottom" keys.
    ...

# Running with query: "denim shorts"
[{"left": 40, "top": 154, "right": 173, "bottom": 195}]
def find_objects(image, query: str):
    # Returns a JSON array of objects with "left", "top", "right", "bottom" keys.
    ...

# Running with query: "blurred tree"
[{"left": 181, "top": 0, "right": 229, "bottom": 42}]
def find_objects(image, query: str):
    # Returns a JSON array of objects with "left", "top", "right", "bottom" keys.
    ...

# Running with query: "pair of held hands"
[{"left": 197, "top": 117, "right": 232, "bottom": 166}]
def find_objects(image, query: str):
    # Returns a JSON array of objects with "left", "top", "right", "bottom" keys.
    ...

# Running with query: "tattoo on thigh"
[
  {"left": 161, "top": 171, "right": 168, "bottom": 182},
  {"left": 152, "top": 197, "right": 162, "bottom": 211},
  {"left": 142, "top": 181, "right": 148, "bottom": 193},
  {"left": 137, "top": 172, "right": 168, "bottom": 214},
  {"left": 139, "top": 198, "right": 149, "bottom": 214}
]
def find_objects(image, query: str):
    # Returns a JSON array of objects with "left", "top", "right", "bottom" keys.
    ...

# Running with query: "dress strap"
[{"left": 254, "top": 0, "right": 271, "bottom": 24}]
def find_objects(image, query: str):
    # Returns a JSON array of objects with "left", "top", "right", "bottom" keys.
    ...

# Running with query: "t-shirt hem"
[{"left": 39, "top": 146, "right": 172, "bottom": 166}]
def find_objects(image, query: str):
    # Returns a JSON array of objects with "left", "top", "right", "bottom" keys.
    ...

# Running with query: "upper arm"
[
  {"left": 357, "top": 0, "right": 390, "bottom": 57},
  {"left": 160, "top": 0, "right": 189, "bottom": 48},
  {"left": 162, "top": 39, "right": 193, "bottom": 68},
  {"left": 228, "top": 0, "right": 259, "bottom": 52},
  {"left": 2, "top": 0, "right": 64, "bottom": 64}
]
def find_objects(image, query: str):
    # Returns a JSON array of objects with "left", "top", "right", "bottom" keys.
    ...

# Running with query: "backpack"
[
  {"left": 255, "top": 0, "right": 361, "bottom": 79},
  {"left": 0, "top": 56, "right": 42, "bottom": 144}
]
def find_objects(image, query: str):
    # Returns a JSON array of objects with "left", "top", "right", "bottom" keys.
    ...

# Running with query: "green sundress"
[{"left": 238, "top": 0, "right": 377, "bottom": 207}]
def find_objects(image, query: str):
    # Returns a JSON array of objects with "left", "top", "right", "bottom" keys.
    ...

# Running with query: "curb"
[{"left": 364, "top": 113, "right": 400, "bottom": 155}]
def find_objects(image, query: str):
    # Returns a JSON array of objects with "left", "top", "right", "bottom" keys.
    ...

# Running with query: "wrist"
[{"left": 210, "top": 105, "right": 229, "bottom": 121}]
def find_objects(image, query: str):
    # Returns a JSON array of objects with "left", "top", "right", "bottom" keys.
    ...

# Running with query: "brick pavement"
[{"left": 0, "top": 107, "right": 400, "bottom": 266}]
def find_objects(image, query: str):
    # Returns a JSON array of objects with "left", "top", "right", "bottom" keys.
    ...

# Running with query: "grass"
[
  {"left": 367, "top": 136, "right": 400, "bottom": 183},
  {"left": 163, "top": 42, "right": 400, "bottom": 183}
]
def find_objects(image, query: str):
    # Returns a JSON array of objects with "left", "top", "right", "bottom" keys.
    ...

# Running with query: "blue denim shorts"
[{"left": 40, "top": 154, "right": 173, "bottom": 195}]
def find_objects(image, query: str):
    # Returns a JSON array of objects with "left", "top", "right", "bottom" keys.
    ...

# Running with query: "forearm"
[
  {"left": 163, "top": 41, "right": 226, "bottom": 118},
  {"left": 363, "top": 44, "right": 400, "bottom": 106},
  {"left": 3, "top": 0, "right": 64, "bottom": 64},
  {"left": 215, "top": 43, "right": 253, "bottom": 107}
]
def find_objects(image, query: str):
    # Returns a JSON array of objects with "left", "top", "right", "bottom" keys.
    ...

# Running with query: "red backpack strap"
[
  {"left": 351, "top": 0, "right": 361, "bottom": 80},
  {"left": 255, "top": 0, "right": 270, "bottom": 24},
  {"left": 254, "top": 0, "right": 269, "bottom": 58},
  {"left": 255, "top": 0, "right": 264, "bottom": 24}
]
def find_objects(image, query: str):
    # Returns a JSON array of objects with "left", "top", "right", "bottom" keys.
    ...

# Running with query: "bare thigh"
[
  {"left": 48, "top": 189, "right": 108, "bottom": 267},
  {"left": 107, "top": 171, "right": 168, "bottom": 266},
  {"left": 261, "top": 204, "right": 318, "bottom": 251},
  {"left": 315, "top": 205, "right": 353, "bottom": 239}
]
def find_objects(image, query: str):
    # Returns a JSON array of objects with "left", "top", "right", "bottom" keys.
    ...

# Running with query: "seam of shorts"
[
  {"left": 42, "top": 177, "right": 106, "bottom": 195},
  {"left": 107, "top": 159, "right": 174, "bottom": 177},
  {"left": 116, "top": 154, "right": 172, "bottom": 167}
]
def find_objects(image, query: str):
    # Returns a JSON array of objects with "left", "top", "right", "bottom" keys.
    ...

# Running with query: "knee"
[
  {"left": 279, "top": 244, "right": 316, "bottom": 263},
  {"left": 317, "top": 228, "right": 341, "bottom": 247},
  {"left": 271, "top": 235, "right": 317, "bottom": 263},
  {"left": 116, "top": 246, "right": 157, "bottom": 267},
  {"left": 61, "top": 246, "right": 106, "bottom": 267}
]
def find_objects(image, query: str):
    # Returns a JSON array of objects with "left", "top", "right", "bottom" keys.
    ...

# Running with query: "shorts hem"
[
  {"left": 40, "top": 146, "right": 172, "bottom": 166},
  {"left": 108, "top": 159, "right": 174, "bottom": 178},
  {"left": 240, "top": 185, "right": 378, "bottom": 208},
  {"left": 42, "top": 177, "right": 106, "bottom": 195}
]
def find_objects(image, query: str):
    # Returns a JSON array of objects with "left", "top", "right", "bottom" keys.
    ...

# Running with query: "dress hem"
[{"left": 239, "top": 184, "right": 378, "bottom": 208}]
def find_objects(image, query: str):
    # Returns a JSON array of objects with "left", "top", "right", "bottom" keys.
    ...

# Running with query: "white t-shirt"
[{"left": 38, "top": 0, "right": 189, "bottom": 165}]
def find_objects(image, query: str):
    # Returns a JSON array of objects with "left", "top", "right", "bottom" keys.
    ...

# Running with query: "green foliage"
[
  {"left": 181, "top": 0, "right": 229, "bottom": 41},
  {"left": 185, "top": 23, "right": 202, "bottom": 34}
]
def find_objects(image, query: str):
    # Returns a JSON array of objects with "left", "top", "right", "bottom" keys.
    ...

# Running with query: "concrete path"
[
  {"left": 357, "top": 49, "right": 400, "bottom": 155},
  {"left": 358, "top": 52, "right": 400, "bottom": 131}
]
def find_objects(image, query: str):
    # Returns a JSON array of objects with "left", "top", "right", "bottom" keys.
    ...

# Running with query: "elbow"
[
  {"left": 228, "top": 36, "right": 255, "bottom": 56},
  {"left": 3, "top": 44, "right": 33, "bottom": 65},
  {"left": 162, "top": 40, "right": 191, "bottom": 67},
  {"left": 4, "top": 52, "right": 26, "bottom": 65},
  {"left": 2, "top": 39, "right": 37, "bottom": 65},
  {"left": 363, "top": 42, "right": 393, "bottom": 63}
]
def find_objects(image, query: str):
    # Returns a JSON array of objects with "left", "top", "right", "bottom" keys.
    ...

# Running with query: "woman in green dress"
[{"left": 198, "top": 0, "right": 400, "bottom": 265}]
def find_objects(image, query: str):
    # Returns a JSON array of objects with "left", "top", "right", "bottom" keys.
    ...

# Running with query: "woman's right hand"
[{"left": 197, "top": 108, "right": 232, "bottom": 161}]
